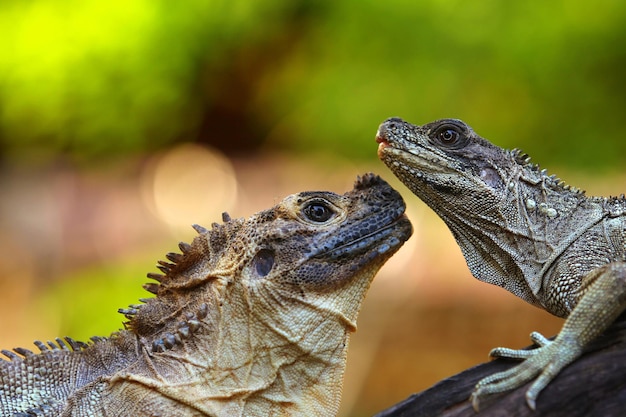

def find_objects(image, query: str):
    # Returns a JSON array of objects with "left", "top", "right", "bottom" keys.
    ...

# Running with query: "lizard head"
[
  {"left": 124, "top": 172, "right": 411, "bottom": 362},
  {"left": 376, "top": 117, "right": 586, "bottom": 305},
  {"left": 119, "top": 173, "right": 411, "bottom": 414},
  {"left": 376, "top": 118, "right": 515, "bottom": 219}
]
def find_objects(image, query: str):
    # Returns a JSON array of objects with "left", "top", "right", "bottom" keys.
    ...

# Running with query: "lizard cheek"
[{"left": 253, "top": 249, "right": 275, "bottom": 277}]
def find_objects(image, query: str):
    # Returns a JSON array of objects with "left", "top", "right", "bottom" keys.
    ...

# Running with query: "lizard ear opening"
[{"left": 253, "top": 249, "right": 275, "bottom": 277}]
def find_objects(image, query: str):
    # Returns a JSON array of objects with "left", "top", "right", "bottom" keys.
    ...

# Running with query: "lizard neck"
[
  {"left": 123, "top": 273, "right": 369, "bottom": 416},
  {"left": 446, "top": 162, "right": 609, "bottom": 308}
]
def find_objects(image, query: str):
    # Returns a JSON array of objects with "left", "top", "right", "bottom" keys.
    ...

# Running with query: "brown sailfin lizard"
[{"left": 0, "top": 173, "right": 412, "bottom": 417}]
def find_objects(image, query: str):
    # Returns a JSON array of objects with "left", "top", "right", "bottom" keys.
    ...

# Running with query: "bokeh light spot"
[{"left": 141, "top": 144, "right": 238, "bottom": 234}]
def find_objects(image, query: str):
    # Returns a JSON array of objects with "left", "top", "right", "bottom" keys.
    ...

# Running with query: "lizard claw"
[
  {"left": 529, "top": 331, "right": 552, "bottom": 347},
  {"left": 470, "top": 390, "right": 482, "bottom": 411},
  {"left": 470, "top": 331, "right": 581, "bottom": 411},
  {"left": 525, "top": 389, "right": 538, "bottom": 411}
]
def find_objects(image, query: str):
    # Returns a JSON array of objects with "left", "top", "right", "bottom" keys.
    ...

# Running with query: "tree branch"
[{"left": 374, "top": 314, "right": 626, "bottom": 417}]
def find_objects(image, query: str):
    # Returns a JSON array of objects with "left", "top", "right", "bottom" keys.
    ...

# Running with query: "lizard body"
[
  {"left": 376, "top": 117, "right": 626, "bottom": 410},
  {"left": 0, "top": 173, "right": 412, "bottom": 417}
]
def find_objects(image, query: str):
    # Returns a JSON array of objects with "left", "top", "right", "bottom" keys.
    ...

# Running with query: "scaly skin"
[
  {"left": 0, "top": 173, "right": 412, "bottom": 417},
  {"left": 376, "top": 117, "right": 626, "bottom": 411}
]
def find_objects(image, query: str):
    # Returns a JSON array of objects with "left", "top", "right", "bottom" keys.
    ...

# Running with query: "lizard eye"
[
  {"left": 252, "top": 249, "right": 275, "bottom": 277},
  {"left": 431, "top": 123, "right": 468, "bottom": 149},
  {"left": 438, "top": 129, "right": 459, "bottom": 143},
  {"left": 302, "top": 201, "right": 335, "bottom": 223}
]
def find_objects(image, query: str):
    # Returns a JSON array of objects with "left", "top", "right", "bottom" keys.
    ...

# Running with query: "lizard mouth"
[
  {"left": 314, "top": 211, "right": 412, "bottom": 261},
  {"left": 376, "top": 127, "right": 416, "bottom": 157},
  {"left": 377, "top": 128, "right": 453, "bottom": 177},
  {"left": 375, "top": 132, "right": 391, "bottom": 156},
  {"left": 327, "top": 214, "right": 410, "bottom": 259},
  {"left": 376, "top": 130, "right": 413, "bottom": 162},
  {"left": 375, "top": 130, "right": 388, "bottom": 144}
]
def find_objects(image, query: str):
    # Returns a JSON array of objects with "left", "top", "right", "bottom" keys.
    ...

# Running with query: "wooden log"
[{"left": 374, "top": 314, "right": 626, "bottom": 417}]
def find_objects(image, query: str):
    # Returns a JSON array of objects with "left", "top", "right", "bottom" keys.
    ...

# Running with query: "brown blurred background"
[{"left": 1, "top": 1, "right": 626, "bottom": 416}]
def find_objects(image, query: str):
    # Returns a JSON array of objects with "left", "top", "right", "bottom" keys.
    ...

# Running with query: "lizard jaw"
[{"left": 315, "top": 213, "right": 411, "bottom": 260}]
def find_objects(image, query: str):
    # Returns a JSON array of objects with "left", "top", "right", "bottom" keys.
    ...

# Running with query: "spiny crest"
[
  {"left": 509, "top": 148, "right": 585, "bottom": 195},
  {"left": 1, "top": 337, "right": 92, "bottom": 362},
  {"left": 606, "top": 195, "right": 626, "bottom": 213},
  {"left": 355, "top": 172, "right": 386, "bottom": 190},
  {"left": 118, "top": 211, "right": 242, "bottom": 322},
  {"left": 150, "top": 302, "right": 209, "bottom": 353}
]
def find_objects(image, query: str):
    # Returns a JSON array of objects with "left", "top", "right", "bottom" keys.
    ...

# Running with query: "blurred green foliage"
[
  {"left": 36, "top": 258, "right": 148, "bottom": 342},
  {"left": 1, "top": 0, "right": 626, "bottom": 169}
]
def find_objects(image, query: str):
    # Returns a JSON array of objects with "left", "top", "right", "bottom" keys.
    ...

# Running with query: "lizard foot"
[{"left": 470, "top": 331, "right": 582, "bottom": 411}]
